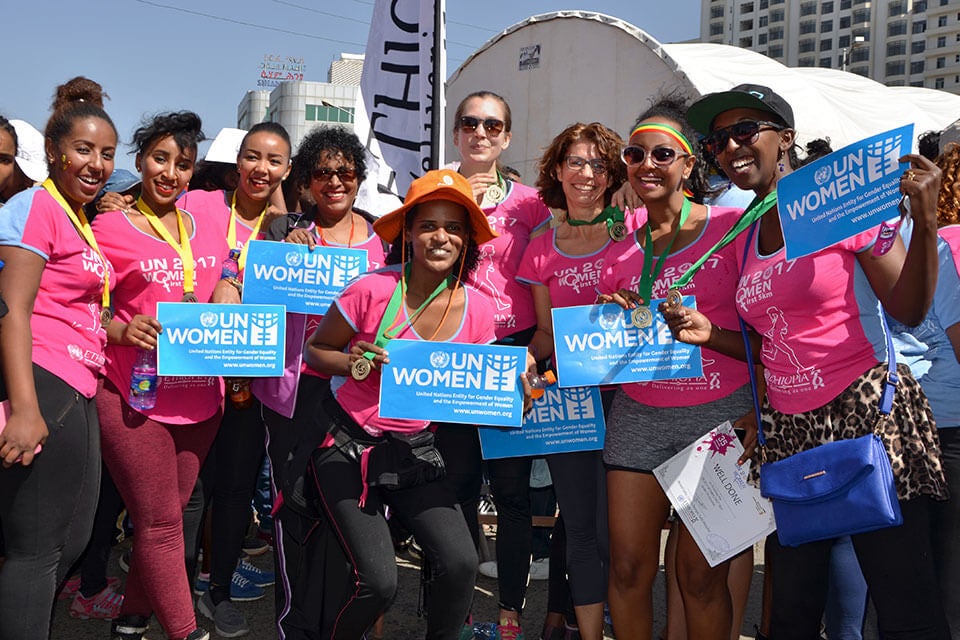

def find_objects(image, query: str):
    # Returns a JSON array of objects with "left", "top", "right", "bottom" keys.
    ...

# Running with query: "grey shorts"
[{"left": 602, "top": 385, "right": 752, "bottom": 472}]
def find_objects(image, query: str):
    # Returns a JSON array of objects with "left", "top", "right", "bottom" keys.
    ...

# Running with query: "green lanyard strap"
[
  {"left": 668, "top": 190, "right": 778, "bottom": 293},
  {"left": 638, "top": 198, "right": 691, "bottom": 304},
  {"left": 565, "top": 205, "right": 626, "bottom": 238}
]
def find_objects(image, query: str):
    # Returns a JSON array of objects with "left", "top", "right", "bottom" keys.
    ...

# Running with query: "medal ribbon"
[
  {"left": 227, "top": 191, "right": 267, "bottom": 272},
  {"left": 137, "top": 196, "right": 197, "bottom": 296},
  {"left": 565, "top": 205, "right": 625, "bottom": 237},
  {"left": 638, "top": 198, "right": 691, "bottom": 304},
  {"left": 668, "top": 189, "right": 779, "bottom": 292},
  {"left": 359, "top": 263, "right": 455, "bottom": 363},
  {"left": 41, "top": 178, "right": 110, "bottom": 313}
]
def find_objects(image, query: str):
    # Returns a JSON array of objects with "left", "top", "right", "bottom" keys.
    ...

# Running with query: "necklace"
[{"left": 317, "top": 213, "right": 356, "bottom": 247}]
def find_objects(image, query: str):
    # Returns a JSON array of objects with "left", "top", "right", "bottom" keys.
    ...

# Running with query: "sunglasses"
[
  {"left": 621, "top": 145, "right": 689, "bottom": 167},
  {"left": 311, "top": 166, "right": 357, "bottom": 183},
  {"left": 458, "top": 116, "right": 506, "bottom": 137},
  {"left": 564, "top": 155, "right": 608, "bottom": 175},
  {"left": 701, "top": 120, "right": 784, "bottom": 156}
]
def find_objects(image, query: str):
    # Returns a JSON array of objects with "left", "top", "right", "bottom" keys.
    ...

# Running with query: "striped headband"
[{"left": 628, "top": 123, "right": 693, "bottom": 155}]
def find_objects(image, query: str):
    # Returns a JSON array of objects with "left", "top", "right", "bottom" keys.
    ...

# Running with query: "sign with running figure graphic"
[
  {"left": 550, "top": 299, "right": 703, "bottom": 387},
  {"left": 379, "top": 340, "right": 527, "bottom": 427},
  {"left": 157, "top": 302, "right": 286, "bottom": 376},
  {"left": 242, "top": 240, "right": 367, "bottom": 314},
  {"left": 478, "top": 385, "right": 605, "bottom": 459}
]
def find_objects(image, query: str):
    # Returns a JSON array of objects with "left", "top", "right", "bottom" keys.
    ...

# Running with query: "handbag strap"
[{"left": 736, "top": 223, "right": 899, "bottom": 454}]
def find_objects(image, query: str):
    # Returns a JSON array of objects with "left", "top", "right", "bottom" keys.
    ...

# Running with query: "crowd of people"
[{"left": 0, "top": 74, "right": 958, "bottom": 640}]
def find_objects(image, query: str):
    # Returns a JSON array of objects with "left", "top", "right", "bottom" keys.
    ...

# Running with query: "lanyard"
[
  {"left": 137, "top": 196, "right": 197, "bottom": 299},
  {"left": 353, "top": 265, "right": 455, "bottom": 378},
  {"left": 638, "top": 198, "right": 691, "bottom": 304},
  {"left": 565, "top": 205, "right": 627, "bottom": 241},
  {"left": 41, "top": 179, "right": 111, "bottom": 315},
  {"left": 227, "top": 191, "right": 267, "bottom": 272},
  {"left": 668, "top": 190, "right": 779, "bottom": 293}
]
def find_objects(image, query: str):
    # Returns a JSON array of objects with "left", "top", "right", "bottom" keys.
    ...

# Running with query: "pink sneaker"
[
  {"left": 69, "top": 584, "right": 124, "bottom": 620},
  {"left": 496, "top": 618, "right": 525, "bottom": 640},
  {"left": 59, "top": 575, "right": 121, "bottom": 600}
]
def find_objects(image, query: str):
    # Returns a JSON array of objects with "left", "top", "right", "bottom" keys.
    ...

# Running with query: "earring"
[
  {"left": 777, "top": 149, "right": 785, "bottom": 173},
  {"left": 60, "top": 154, "right": 70, "bottom": 170}
]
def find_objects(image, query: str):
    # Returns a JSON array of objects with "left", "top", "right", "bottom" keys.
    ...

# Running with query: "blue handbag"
[{"left": 737, "top": 223, "right": 902, "bottom": 547}]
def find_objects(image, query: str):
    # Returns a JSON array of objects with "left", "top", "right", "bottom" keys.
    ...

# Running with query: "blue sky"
[{"left": 3, "top": 0, "right": 699, "bottom": 170}]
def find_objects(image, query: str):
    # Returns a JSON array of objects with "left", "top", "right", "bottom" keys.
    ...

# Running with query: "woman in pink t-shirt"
[
  {"left": 92, "top": 111, "right": 221, "bottom": 640},
  {"left": 595, "top": 98, "right": 753, "bottom": 640},
  {"left": 516, "top": 122, "right": 628, "bottom": 640},
  {"left": 300, "top": 169, "right": 510, "bottom": 640},
  {"left": 0, "top": 77, "right": 117, "bottom": 640},
  {"left": 256, "top": 126, "right": 391, "bottom": 639},
  {"left": 665, "top": 85, "right": 947, "bottom": 639}
]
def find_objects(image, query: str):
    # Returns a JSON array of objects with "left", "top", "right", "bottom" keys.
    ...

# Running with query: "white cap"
[
  {"left": 10, "top": 119, "right": 48, "bottom": 183},
  {"left": 205, "top": 127, "right": 248, "bottom": 163}
]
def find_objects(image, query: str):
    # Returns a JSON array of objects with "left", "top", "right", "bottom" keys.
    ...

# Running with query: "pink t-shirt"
[
  {"left": 598, "top": 206, "right": 750, "bottom": 407},
  {"left": 177, "top": 189, "right": 267, "bottom": 259},
  {"left": 0, "top": 187, "right": 115, "bottom": 397},
  {"left": 516, "top": 228, "right": 612, "bottom": 309},
  {"left": 941, "top": 225, "right": 960, "bottom": 277},
  {"left": 735, "top": 226, "right": 883, "bottom": 414},
  {"left": 467, "top": 181, "right": 551, "bottom": 338},
  {"left": 92, "top": 208, "right": 226, "bottom": 423},
  {"left": 332, "top": 265, "right": 496, "bottom": 435}
]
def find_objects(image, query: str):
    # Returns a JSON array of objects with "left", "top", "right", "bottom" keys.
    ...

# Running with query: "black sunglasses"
[
  {"left": 458, "top": 115, "right": 505, "bottom": 137},
  {"left": 701, "top": 120, "right": 784, "bottom": 156},
  {"left": 311, "top": 167, "right": 357, "bottom": 183},
  {"left": 621, "top": 145, "right": 689, "bottom": 167}
]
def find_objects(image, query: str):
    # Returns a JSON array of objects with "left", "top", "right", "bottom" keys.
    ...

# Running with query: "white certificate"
[{"left": 653, "top": 421, "right": 776, "bottom": 567}]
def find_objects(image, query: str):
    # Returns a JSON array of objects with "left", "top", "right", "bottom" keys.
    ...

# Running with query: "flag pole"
[{"left": 430, "top": 0, "right": 446, "bottom": 169}]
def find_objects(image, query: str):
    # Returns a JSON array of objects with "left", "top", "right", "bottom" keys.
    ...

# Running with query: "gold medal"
[
  {"left": 351, "top": 358, "right": 372, "bottom": 381},
  {"left": 485, "top": 183, "right": 505, "bottom": 205},
  {"left": 630, "top": 306, "right": 653, "bottom": 329},
  {"left": 182, "top": 292, "right": 199, "bottom": 303},
  {"left": 609, "top": 221, "right": 627, "bottom": 242},
  {"left": 664, "top": 289, "right": 683, "bottom": 310},
  {"left": 100, "top": 308, "right": 113, "bottom": 325}
]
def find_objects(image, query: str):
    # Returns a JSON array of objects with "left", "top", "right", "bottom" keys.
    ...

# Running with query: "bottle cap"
[
  {"left": 543, "top": 370, "right": 557, "bottom": 385},
  {"left": 228, "top": 248, "right": 241, "bottom": 259}
]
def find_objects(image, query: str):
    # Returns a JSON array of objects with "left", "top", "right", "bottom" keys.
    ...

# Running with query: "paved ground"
[{"left": 50, "top": 530, "right": 775, "bottom": 640}]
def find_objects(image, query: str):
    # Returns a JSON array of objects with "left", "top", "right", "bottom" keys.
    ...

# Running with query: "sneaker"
[
  {"left": 459, "top": 616, "right": 475, "bottom": 640},
  {"left": 70, "top": 584, "right": 124, "bottom": 620},
  {"left": 478, "top": 560, "right": 498, "bottom": 579},
  {"left": 194, "top": 571, "right": 211, "bottom": 596},
  {"left": 185, "top": 628, "right": 211, "bottom": 640},
  {"left": 235, "top": 558, "right": 274, "bottom": 587},
  {"left": 495, "top": 619, "right": 525, "bottom": 640},
  {"left": 241, "top": 535, "right": 269, "bottom": 557},
  {"left": 528, "top": 558, "right": 549, "bottom": 581},
  {"left": 118, "top": 549, "right": 132, "bottom": 573},
  {"left": 110, "top": 614, "right": 149, "bottom": 640},
  {"left": 61, "top": 575, "right": 122, "bottom": 600},
  {"left": 227, "top": 571, "right": 265, "bottom": 602},
  {"left": 198, "top": 590, "right": 249, "bottom": 638}
]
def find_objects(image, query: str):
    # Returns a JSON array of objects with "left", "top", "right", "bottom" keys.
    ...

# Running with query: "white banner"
[{"left": 354, "top": 0, "right": 444, "bottom": 216}]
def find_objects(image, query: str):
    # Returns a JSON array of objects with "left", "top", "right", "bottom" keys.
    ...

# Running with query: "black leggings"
[
  {"left": 200, "top": 397, "right": 266, "bottom": 597},
  {"left": 0, "top": 365, "right": 101, "bottom": 640},
  {"left": 769, "top": 496, "right": 950, "bottom": 639}
]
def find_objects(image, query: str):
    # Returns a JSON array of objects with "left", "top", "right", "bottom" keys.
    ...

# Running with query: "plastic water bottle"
[
  {"left": 128, "top": 348, "right": 158, "bottom": 410},
  {"left": 221, "top": 248, "right": 241, "bottom": 279},
  {"left": 525, "top": 370, "right": 557, "bottom": 400}
]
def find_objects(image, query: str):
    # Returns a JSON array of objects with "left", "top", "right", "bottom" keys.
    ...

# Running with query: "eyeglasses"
[
  {"left": 701, "top": 120, "right": 784, "bottom": 156},
  {"left": 311, "top": 166, "right": 357, "bottom": 183},
  {"left": 458, "top": 116, "right": 505, "bottom": 137},
  {"left": 621, "top": 145, "right": 689, "bottom": 167},
  {"left": 564, "top": 155, "right": 608, "bottom": 175}
]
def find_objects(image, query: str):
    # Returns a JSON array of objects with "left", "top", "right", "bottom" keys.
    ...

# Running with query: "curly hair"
[
  {"left": 918, "top": 130, "right": 942, "bottom": 162},
  {"left": 291, "top": 126, "right": 367, "bottom": 190},
  {"left": 45, "top": 77, "right": 117, "bottom": 161},
  {"left": 535, "top": 122, "right": 627, "bottom": 210},
  {"left": 935, "top": 143, "right": 960, "bottom": 226},
  {"left": 131, "top": 111, "right": 205, "bottom": 156},
  {"left": 630, "top": 93, "right": 716, "bottom": 204},
  {"left": 384, "top": 204, "right": 482, "bottom": 275}
]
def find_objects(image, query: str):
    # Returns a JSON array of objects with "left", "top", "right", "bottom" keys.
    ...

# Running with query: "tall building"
[
  {"left": 700, "top": 0, "right": 960, "bottom": 94},
  {"left": 236, "top": 53, "right": 362, "bottom": 152}
]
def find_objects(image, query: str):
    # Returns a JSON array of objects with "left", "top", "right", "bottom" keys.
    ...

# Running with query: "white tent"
[{"left": 446, "top": 11, "right": 960, "bottom": 178}]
